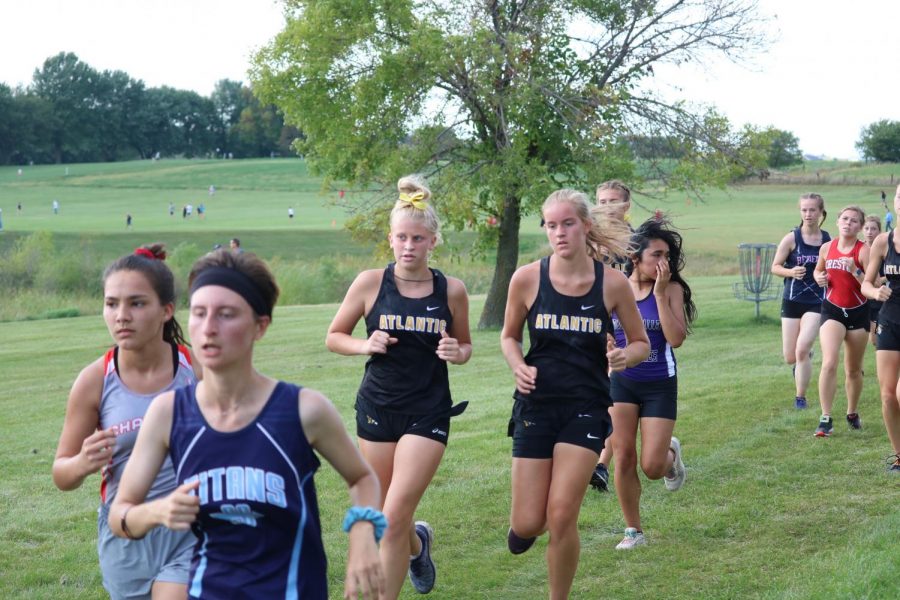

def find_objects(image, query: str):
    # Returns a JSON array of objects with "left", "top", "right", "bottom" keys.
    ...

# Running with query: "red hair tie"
[{"left": 134, "top": 248, "right": 156, "bottom": 259}]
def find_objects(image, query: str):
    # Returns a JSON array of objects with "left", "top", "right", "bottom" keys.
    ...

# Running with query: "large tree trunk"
[{"left": 478, "top": 194, "right": 521, "bottom": 329}]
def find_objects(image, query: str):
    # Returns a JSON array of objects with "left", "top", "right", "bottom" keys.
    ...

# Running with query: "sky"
[{"left": 1, "top": 0, "right": 897, "bottom": 160}]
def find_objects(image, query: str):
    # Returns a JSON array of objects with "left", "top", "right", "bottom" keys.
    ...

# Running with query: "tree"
[
  {"left": 857, "top": 120, "right": 900, "bottom": 163},
  {"left": 253, "top": 0, "right": 770, "bottom": 327},
  {"left": 765, "top": 128, "right": 803, "bottom": 168}
]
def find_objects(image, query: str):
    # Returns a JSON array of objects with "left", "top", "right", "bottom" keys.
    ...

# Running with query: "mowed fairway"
[{"left": 2, "top": 159, "right": 899, "bottom": 598}]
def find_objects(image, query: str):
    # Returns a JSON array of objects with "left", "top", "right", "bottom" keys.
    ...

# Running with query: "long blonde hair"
[
  {"left": 390, "top": 174, "right": 442, "bottom": 246},
  {"left": 543, "top": 189, "right": 633, "bottom": 262}
]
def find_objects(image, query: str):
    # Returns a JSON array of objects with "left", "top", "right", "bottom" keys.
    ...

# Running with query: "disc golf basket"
[{"left": 733, "top": 243, "right": 780, "bottom": 318}]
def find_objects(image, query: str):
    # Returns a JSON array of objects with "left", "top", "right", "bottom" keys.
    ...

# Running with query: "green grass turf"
[{"left": 2, "top": 281, "right": 898, "bottom": 599}]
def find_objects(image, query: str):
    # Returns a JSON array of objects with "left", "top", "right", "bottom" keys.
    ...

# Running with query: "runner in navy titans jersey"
[
  {"left": 326, "top": 175, "right": 472, "bottom": 599},
  {"left": 863, "top": 184, "right": 900, "bottom": 471},
  {"left": 501, "top": 189, "right": 649, "bottom": 600},
  {"left": 53, "top": 244, "right": 199, "bottom": 600},
  {"left": 111, "top": 250, "right": 384, "bottom": 600},
  {"left": 771, "top": 192, "right": 830, "bottom": 409}
]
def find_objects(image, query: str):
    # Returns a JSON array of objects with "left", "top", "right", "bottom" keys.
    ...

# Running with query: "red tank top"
[{"left": 824, "top": 239, "right": 866, "bottom": 308}]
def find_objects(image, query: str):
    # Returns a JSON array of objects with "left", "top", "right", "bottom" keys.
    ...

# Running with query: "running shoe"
[
  {"left": 408, "top": 521, "right": 436, "bottom": 594},
  {"left": 814, "top": 415, "right": 834, "bottom": 437},
  {"left": 794, "top": 396, "right": 807, "bottom": 410},
  {"left": 507, "top": 527, "right": 536, "bottom": 555},
  {"left": 846, "top": 413, "right": 861, "bottom": 430},
  {"left": 664, "top": 437, "right": 685, "bottom": 491},
  {"left": 887, "top": 453, "right": 900, "bottom": 473},
  {"left": 589, "top": 463, "right": 610, "bottom": 492},
  {"left": 615, "top": 527, "right": 646, "bottom": 550}
]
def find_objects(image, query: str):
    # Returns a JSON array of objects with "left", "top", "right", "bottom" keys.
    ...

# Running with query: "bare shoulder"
[
  {"left": 298, "top": 387, "right": 333, "bottom": 423},
  {"left": 511, "top": 260, "right": 541, "bottom": 283},
  {"left": 446, "top": 275, "right": 469, "bottom": 299},
  {"left": 352, "top": 268, "right": 385, "bottom": 291},
  {"left": 69, "top": 356, "right": 106, "bottom": 403},
  {"left": 602, "top": 265, "right": 629, "bottom": 288}
]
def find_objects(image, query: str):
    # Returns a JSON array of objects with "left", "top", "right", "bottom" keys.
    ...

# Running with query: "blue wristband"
[{"left": 342, "top": 506, "right": 388, "bottom": 543}]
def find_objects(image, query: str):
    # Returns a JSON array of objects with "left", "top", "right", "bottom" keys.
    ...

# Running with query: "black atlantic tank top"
[
  {"left": 879, "top": 231, "right": 900, "bottom": 323},
  {"left": 357, "top": 264, "right": 452, "bottom": 415},
  {"left": 514, "top": 256, "right": 613, "bottom": 406}
]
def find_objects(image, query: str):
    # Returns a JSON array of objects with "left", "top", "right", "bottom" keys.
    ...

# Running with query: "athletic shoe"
[
  {"left": 846, "top": 413, "right": 862, "bottom": 430},
  {"left": 887, "top": 454, "right": 900, "bottom": 473},
  {"left": 814, "top": 415, "right": 834, "bottom": 437},
  {"left": 589, "top": 463, "right": 609, "bottom": 492},
  {"left": 664, "top": 437, "right": 685, "bottom": 491},
  {"left": 507, "top": 527, "right": 536, "bottom": 555},
  {"left": 615, "top": 527, "right": 646, "bottom": 550},
  {"left": 794, "top": 396, "right": 807, "bottom": 410},
  {"left": 408, "top": 521, "right": 435, "bottom": 594}
]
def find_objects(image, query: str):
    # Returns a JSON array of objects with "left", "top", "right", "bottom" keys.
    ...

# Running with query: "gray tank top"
[{"left": 98, "top": 344, "right": 196, "bottom": 505}]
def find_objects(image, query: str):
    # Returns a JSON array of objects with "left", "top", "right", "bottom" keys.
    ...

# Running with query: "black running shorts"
[
  {"left": 781, "top": 298, "right": 822, "bottom": 319},
  {"left": 821, "top": 301, "right": 869, "bottom": 331},
  {"left": 507, "top": 398, "right": 611, "bottom": 459},
  {"left": 610, "top": 373, "right": 677, "bottom": 420},
  {"left": 876, "top": 318, "right": 900, "bottom": 352},
  {"left": 355, "top": 397, "right": 451, "bottom": 445}
]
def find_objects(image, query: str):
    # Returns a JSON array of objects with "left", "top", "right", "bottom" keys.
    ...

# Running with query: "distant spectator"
[
  {"left": 0, "top": 208, "right": 4, "bottom": 232},
  {"left": 208, "top": 185, "right": 215, "bottom": 196},
  {"left": 169, "top": 202, "right": 175, "bottom": 217},
  {"left": 53, "top": 199, "right": 60, "bottom": 215},
  {"left": 886, "top": 210, "right": 894, "bottom": 232},
  {"left": 17, "top": 202, "right": 22, "bottom": 213},
  {"left": 339, "top": 189, "right": 345, "bottom": 199},
  {"left": 288, "top": 207, "right": 295, "bottom": 220},
  {"left": 126, "top": 214, "right": 132, "bottom": 229},
  {"left": 186, "top": 204, "right": 193, "bottom": 218},
  {"left": 230, "top": 238, "right": 243, "bottom": 253},
  {"left": 198, "top": 203, "right": 205, "bottom": 219}
]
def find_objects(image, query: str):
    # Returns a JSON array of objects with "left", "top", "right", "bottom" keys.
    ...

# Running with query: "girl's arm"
[
  {"left": 299, "top": 388, "right": 383, "bottom": 600},
  {"left": 109, "top": 392, "right": 200, "bottom": 539},
  {"left": 863, "top": 233, "right": 890, "bottom": 301},
  {"left": 437, "top": 277, "right": 472, "bottom": 365},
  {"left": 500, "top": 264, "right": 539, "bottom": 395},
  {"left": 657, "top": 280, "right": 688, "bottom": 349},
  {"left": 771, "top": 233, "right": 803, "bottom": 280},
  {"left": 326, "top": 270, "right": 397, "bottom": 356},
  {"left": 52, "top": 359, "right": 117, "bottom": 491},
  {"left": 603, "top": 267, "right": 650, "bottom": 371}
]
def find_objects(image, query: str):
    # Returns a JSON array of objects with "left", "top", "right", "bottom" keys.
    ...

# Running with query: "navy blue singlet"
[{"left": 169, "top": 382, "right": 327, "bottom": 600}]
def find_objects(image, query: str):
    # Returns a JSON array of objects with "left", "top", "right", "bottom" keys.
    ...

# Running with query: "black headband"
[{"left": 190, "top": 267, "right": 271, "bottom": 317}]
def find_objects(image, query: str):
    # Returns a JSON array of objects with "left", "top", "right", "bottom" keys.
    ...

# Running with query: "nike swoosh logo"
[
  {"left": 426, "top": 306, "right": 440, "bottom": 311},
  {"left": 586, "top": 433, "right": 600, "bottom": 439},
  {"left": 581, "top": 305, "right": 594, "bottom": 310}
]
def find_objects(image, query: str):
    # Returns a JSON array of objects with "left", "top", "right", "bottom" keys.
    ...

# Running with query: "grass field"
[
  {"left": 2, "top": 158, "right": 899, "bottom": 598},
  {"left": 2, "top": 283, "right": 898, "bottom": 599}
]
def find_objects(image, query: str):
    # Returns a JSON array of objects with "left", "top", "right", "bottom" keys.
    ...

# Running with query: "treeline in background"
[{"left": 0, "top": 52, "right": 301, "bottom": 165}]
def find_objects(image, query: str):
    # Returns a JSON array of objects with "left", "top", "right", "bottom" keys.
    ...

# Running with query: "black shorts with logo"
[
  {"left": 507, "top": 397, "right": 611, "bottom": 459},
  {"left": 610, "top": 373, "right": 677, "bottom": 420},
  {"left": 355, "top": 396, "right": 451, "bottom": 446},
  {"left": 876, "top": 318, "right": 900, "bottom": 352},
  {"left": 821, "top": 301, "right": 869, "bottom": 331}
]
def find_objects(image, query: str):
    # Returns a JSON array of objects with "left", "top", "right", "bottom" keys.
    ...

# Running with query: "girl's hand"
[
  {"left": 156, "top": 481, "right": 200, "bottom": 531},
  {"left": 791, "top": 266, "right": 806, "bottom": 280},
  {"left": 78, "top": 428, "right": 117, "bottom": 475},
  {"left": 654, "top": 260, "right": 672, "bottom": 296},
  {"left": 436, "top": 330, "right": 460, "bottom": 362},
  {"left": 606, "top": 337, "right": 627, "bottom": 372},
  {"left": 362, "top": 330, "right": 398, "bottom": 355},
  {"left": 343, "top": 524, "right": 384, "bottom": 600},
  {"left": 877, "top": 284, "right": 892, "bottom": 302},
  {"left": 813, "top": 270, "right": 828, "bottom": 287},
  {"left": 513, "top": 364, "right": 537, "bottom": 394}
]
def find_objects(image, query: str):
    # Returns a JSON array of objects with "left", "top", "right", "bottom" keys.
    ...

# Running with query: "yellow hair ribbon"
[{"left": 398, "top": 192, "right": 428, "bottom": 211}]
